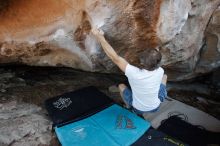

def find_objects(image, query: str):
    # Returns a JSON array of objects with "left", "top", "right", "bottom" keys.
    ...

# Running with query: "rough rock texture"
[
  {"left": 196, "top": 6, "right": 220, "bottom": 74},
  {"left": 0, "top": 0, "right": 220, "bottom": 80},
  {"left": 0, "top": 101, "right": 53, "bottom": 146},
  {"left": 160, "top": 0, "right": 220, "bottom": 80}
]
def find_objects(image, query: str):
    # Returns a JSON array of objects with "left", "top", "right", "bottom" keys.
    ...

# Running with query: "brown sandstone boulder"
[{"left": 0, "top": 0, "right": 219, "bottom": 80}]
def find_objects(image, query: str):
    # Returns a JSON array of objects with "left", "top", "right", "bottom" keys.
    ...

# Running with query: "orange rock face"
[
  {"left": 0, "top": 0, "right": 94, "bottom": 70},
  {"left": 0, "top": 0, "right": 163, "bottom": 70},
  {"left": 0, "top": 0, "right": 71, "bottom": 39},
  {"left": 0, "top": 0, "right": 220, "bottom": 80}
]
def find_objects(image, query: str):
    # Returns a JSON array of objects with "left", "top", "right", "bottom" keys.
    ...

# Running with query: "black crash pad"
[{"left": 45, "top": 86, "right": 113, "bottom": 127}]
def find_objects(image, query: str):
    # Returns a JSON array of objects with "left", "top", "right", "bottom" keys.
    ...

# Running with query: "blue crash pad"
[{"left": 55, "top": 104, "right": 151, "bottom": 146}]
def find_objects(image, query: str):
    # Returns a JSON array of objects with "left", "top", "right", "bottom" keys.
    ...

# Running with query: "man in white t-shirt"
[{"left": 92, "top": 28, "right": 167, "bottom": 115}]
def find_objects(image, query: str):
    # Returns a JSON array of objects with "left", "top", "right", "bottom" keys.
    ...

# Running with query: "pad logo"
[
  {"left": 116, "top": 114, "right": 136, "bottom": 129},
  {"left": 53, "top": 97, "right": 72, "bottom": 110}
]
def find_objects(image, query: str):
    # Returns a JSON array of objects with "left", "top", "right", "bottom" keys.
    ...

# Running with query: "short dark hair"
[{"left": 138, "top": 49, "right": 162, "bottom": 71}]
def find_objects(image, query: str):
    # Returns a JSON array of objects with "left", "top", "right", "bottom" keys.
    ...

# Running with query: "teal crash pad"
[{"left": 55, "top": 104, "right": 150, "bottom": 146}]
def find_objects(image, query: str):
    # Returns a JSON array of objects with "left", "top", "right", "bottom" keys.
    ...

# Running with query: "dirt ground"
[{"left": 0, "top": 65, "right": 219, "bottom": 145}]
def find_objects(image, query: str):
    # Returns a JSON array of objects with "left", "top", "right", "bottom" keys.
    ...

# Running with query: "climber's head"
[{"left": 138, "top": 48, "right": 162, "bottom": 71}]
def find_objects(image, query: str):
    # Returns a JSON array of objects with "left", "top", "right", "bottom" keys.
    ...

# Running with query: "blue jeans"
[{"left": 122, "top": 84, "right": 167, "bottom": 114}]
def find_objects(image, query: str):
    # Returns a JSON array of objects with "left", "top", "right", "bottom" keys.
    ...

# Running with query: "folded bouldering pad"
[
  {"left": 45, "top": 86, "right": 113, "bottom": 127},
  {"left": 55, "top": 104, "right": 150, "bottom": 146},
  {"left": 45, "top": 86, "right": 151, "bottom": 146}
]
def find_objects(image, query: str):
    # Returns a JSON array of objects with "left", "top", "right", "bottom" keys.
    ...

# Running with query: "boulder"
[
  {"left": 0, "top": 0, "right": 219, "bottom": 80},
  {"left": 196, "top": 6, "right": 220, "bottom": 74},
  {"left": 160, "top": 0, "right": 220, "bottom": 80}
]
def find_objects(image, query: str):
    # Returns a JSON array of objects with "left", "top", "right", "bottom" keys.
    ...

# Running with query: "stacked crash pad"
[{"left": 45, "top": 86, "right": 150, "bottom": 146}]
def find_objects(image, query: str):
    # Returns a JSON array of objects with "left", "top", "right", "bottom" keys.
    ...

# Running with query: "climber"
[{"left": 91, "top": 27, "right": 167, "bottom": 115}]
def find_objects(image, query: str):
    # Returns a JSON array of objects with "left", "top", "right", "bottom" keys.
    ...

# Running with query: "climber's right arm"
[{"left": 92, "top": 28, "right": 128, "bottom": 72}]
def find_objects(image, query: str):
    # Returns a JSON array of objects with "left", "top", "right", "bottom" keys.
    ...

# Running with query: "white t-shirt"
[{"left": 125, "top": 64, "right": 164, "bottom": 111}]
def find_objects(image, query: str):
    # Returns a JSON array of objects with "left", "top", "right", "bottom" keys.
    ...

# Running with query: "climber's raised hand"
[{"left": 91, "top": 27, "right": 104, "bottom": 39}]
